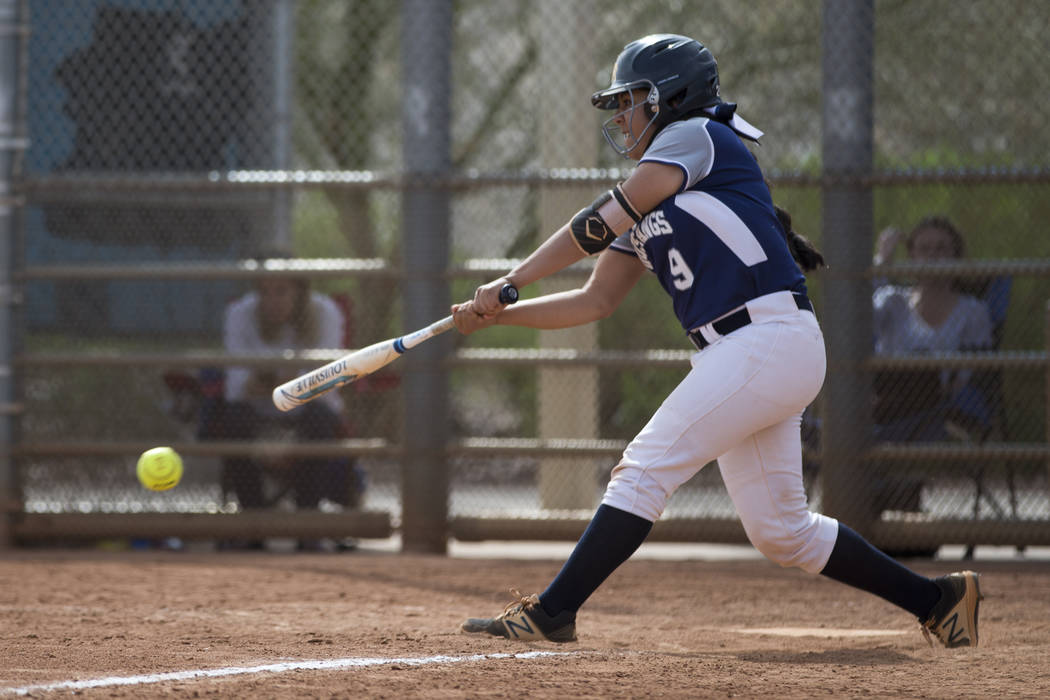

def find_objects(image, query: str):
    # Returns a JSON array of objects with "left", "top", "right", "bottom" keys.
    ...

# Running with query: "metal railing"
[{"left": 9, "top": 253, "right": 1050, "bottom": 551}]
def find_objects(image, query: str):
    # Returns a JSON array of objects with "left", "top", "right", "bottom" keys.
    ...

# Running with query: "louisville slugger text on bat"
[{"left": 272, "top": 283, "right": 518, "bottom": 412}]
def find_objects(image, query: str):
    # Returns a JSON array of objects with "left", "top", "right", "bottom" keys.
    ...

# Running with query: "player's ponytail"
[{"left": 774, "top": 205, "right": 826, "bottom": 272}]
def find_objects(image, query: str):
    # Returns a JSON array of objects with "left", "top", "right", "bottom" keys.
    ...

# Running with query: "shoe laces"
[
  {"left": 920, "top": 621, "right": 934, "bottom": 648},
  {"left": 499, "top": 589, "right": 541, "bottom": 618}
]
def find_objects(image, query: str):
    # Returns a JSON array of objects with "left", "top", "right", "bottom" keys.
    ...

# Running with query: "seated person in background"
[
  {"left": 201, "top": 271, "right": 364, "bottom": 515},
  {"left": 873, "top": 215, "right": 995, "bottom": 442},
  {"left": 870, "top": 216, "right": 994, "bottom": 516}
]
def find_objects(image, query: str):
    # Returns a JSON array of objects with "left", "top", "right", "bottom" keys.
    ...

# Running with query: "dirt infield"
[{"left": 2, "top": 548, "right": 1049, "bottom": 698}]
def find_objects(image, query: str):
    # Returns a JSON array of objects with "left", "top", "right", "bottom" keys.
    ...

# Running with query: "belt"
[{"left": 688, "top": 292, "right": 814, "bottom": 351}]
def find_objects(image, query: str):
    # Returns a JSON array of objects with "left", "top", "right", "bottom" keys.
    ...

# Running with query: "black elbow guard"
[{"left": 570, "top": 190, "right": 616, "bottom": 255}]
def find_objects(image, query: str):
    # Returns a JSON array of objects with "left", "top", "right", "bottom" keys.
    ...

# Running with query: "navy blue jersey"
[{"left": 609, "top": 117, "right": 807, "bottom": 331}]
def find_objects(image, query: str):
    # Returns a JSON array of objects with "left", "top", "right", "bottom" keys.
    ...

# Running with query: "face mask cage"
[{"left": 596, "top": 81, "right": 660, "bottom": 158}]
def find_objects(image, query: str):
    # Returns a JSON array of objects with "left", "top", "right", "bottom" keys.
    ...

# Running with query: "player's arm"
[
  {"left": 471, "top": 162, "right": 683, "bottom": 315},
  {"left": 618, "top": 161, "right": 685, "bottom": 215},
  {"left": 454, "top": 249, "right": 645, "bottom": 334}
]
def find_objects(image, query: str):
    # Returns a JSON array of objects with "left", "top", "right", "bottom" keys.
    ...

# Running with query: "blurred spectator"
[
  {"left": 873, "top": 216, "right": 995, "bottom": 441},
  {"left": 199, "top": 264, "right": 366, "bottom": 546},
  {"left": 870, "top": 216, "right": 995, "bottom": 514}
]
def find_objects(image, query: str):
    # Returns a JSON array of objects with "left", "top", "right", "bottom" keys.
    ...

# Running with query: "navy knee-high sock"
[
  {"left": 820, "top": 522, "right": 941, "bottom": 619},
  {"left": 539, "top": 504, "right": 653, "bottom": 617}
]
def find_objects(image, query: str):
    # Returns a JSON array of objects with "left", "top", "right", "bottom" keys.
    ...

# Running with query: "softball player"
[{"left": 453, "top": 34, "right": 980, "bottom": 648}]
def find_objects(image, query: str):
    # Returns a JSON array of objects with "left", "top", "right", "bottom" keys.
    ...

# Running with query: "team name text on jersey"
[{"left": 630, "top": 210, "right": 673, "bottom": 270}]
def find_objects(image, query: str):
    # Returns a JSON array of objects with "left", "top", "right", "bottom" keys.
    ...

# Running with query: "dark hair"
[
  {"left": 249, "top": 249, "right": 321, "bottom": 346},
  {"left": 254, "top": 276, "right": 321, "bottom": 346},
  {"left": 906, "top": 215, "right": 965, "bottom": 259},
  {"left": 774, "top": 205, "right": 825, "bottom": 272},
  {"left": 906, "top": 215, "right": 976, "bottom": 293}
]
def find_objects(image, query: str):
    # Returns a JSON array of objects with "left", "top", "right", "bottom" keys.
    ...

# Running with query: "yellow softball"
[{"left": 136, "top": 446, "right": 183, "bottom": 491}]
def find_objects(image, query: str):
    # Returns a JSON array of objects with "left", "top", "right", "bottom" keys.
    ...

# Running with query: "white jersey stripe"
[{"left": 673, "top": 191, "right": 769, "bottom": 266}]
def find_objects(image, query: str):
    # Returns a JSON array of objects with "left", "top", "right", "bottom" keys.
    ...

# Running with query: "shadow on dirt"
[{"left": 735, "top": 647, "right": 917, "bottom": 666}]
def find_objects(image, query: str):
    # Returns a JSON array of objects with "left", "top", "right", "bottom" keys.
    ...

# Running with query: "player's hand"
[
  {"left": 472, "top": 277, "right": 515, "bottom": 318},
  {"left": 452, "top": 301, "right": 499, "bottom": 335},
  {"left": 875, "top": 227, "right": 904, "bottom": 265}
]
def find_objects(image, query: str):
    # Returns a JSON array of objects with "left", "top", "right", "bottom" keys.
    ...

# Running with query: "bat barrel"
[
  {"left": 271, "top": 353, "right": 358, "bottom": 412},
  {"left": 272, "top": 385, "right": 300, "bottom": 412},
  {"left": 271, "top": 338, "right": 399, "bottom": 412}
]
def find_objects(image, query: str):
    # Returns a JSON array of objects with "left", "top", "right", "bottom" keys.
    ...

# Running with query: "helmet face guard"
[
  {"left": 592, "top": 34, "right": 722, "bottom": 158},
  {"left": 595, "top": 80, "right": 660, "bottom": 158}
]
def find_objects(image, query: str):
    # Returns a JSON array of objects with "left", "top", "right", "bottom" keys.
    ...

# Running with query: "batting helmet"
[{"left": 592, "top": 34, "right": 722, "bottom": 156}]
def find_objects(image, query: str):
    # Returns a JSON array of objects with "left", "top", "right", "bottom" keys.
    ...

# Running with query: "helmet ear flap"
[{"left": 645, "top": 85, "right": 660, "bottom": 117}]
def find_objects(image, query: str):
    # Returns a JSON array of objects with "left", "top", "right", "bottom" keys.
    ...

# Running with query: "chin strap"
[{"left": 704, "top": 103, "right": 764, "bottom": 142}]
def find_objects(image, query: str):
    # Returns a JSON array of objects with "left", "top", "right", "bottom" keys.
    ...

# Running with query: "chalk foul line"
[{"left": 0, "top": 651, "right": 577, "bottom": 696}]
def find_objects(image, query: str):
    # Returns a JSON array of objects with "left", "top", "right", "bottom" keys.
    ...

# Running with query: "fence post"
[
  {"left": 400, "top": 0, "right": 453, "bottom": 553},
  {"left": 270, "top": 0, "right": 294, "bottom": 250},
  {"left": 535, "top": 0, "right": 601, "bottom": 512},
  {"left": 0, "top": 0, "right": 25, "bottom": 549},
  {"left": 819, "top": 0, "right": 877, "bottom": 532}
]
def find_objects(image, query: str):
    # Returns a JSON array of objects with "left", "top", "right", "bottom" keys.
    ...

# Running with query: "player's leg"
[
  {"left": 719, "top": 414, "right": 980, "bottom": 647},
  {"left": 824, "top": 524, "right": 981, "bottom": 647},
  {"left": 460, "top": 502, "right": 648, "bottom": 643},
  {"left": 204, "top": 400, "right": 266, "bottom": 550},
  {"left": 214, "top": 400, "right": 266, "bottom": 510},
  {"left": 717, "top": 413, "right": 838, "bottom": 571},
  {"left": 291, "top": 402, "right": 345, "bottom": 510},
  {"left": 463, "top": 316, "right": 823, "bottom": 642}
]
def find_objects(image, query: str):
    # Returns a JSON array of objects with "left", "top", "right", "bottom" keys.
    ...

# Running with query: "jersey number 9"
[{"left": 668, "top": 248, "right": 695, "bottom": 290}]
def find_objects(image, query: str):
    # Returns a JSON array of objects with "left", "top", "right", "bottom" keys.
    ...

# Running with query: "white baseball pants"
[{"left": 602, "top": 295, "right": 838, "bottom": 573}]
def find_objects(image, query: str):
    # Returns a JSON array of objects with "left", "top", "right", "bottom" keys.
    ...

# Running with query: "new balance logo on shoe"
[
  {"left": 922, "top": 571, "right": 981, "bottom": 649},
  {"left": 504, "top": 615, "right": 537, "bottom": 639},
  {"left": 939, "top": 611, "right": 968, "bottom": 646}
]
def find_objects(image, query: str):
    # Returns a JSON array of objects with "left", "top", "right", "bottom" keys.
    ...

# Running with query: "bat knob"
[{"left": 498, "top": 283, "right": 519, "bottom": 305}]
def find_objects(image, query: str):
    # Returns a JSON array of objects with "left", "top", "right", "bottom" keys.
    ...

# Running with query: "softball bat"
[{"left": 272, "top": 283, "right": 518, "bottom": 412}]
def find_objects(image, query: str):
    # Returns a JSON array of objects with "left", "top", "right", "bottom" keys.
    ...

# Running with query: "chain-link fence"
[{"left": 2, "top": 0, "right": 1049, "bottom": 554}]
